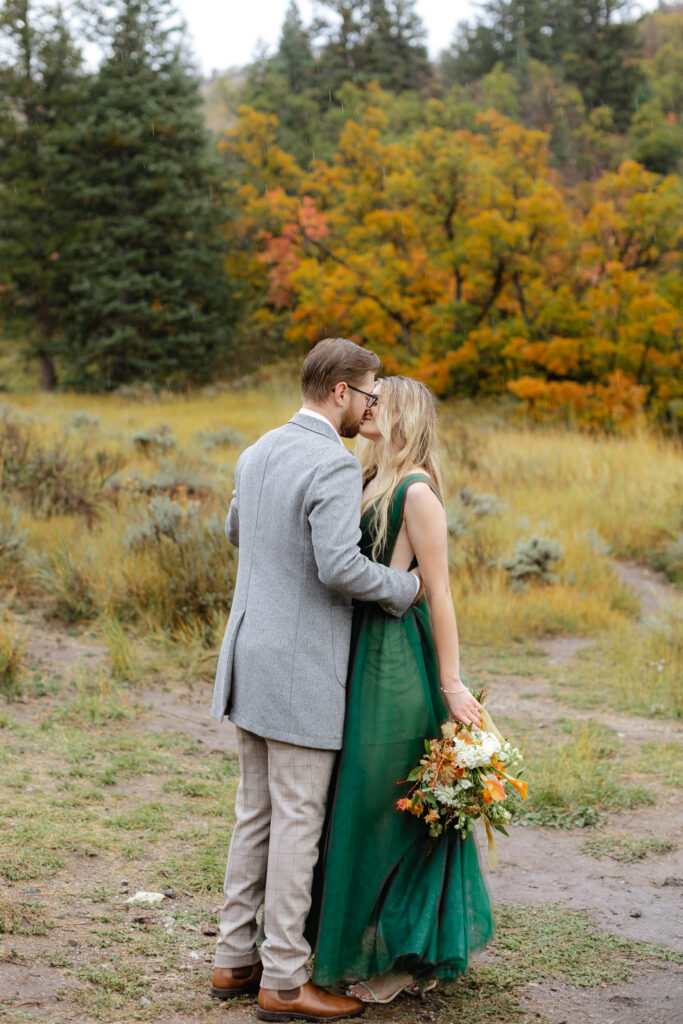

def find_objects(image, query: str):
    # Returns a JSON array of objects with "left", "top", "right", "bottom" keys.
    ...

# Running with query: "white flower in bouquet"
[{"left": 450, "top": 730, "right": 503, "bottom": 769}]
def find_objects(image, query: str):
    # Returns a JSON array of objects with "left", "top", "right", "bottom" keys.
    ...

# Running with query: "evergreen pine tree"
[
  {"left": 359, "top": 0, "right": 431, "bottom": 92},
  {"left": 57, "top": 0, "right": 235, "bottom": 390},
  {"left": 560, "top": 1, "right": 645, "bottom": 128},
  {"left": 242, "top": 3, "right": 320, "bottom": 165},
  {"left": 274, "top": 0, "right": 316, "bottom": 91},
  {"left": 442, "top": 0, "right": 644, "bottom": 127},
  {"left": 0, "top": 0, "right": 86, "bottom": 389},
  {"left": 316, "top": 0, "right": 431, "bottom": 95}
]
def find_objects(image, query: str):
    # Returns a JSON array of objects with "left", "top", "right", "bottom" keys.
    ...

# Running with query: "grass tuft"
[
  {"left": 489, "top": 902, "right": 681, "bottom": 984},
  {"left": 0, "top": 614, "right": 24, "bottom": 700},
  {"left": 100, "top": 613, "right": 141, "bottom": 683},
  {"left": 582, "top": 833, "right": 677, "bottom": 863},
  {"left": 0, "top": 894, "right": 51, "bottom": 935},
  {"left": 514, "top": 720, "right": 653, "bottom": 828},
  {"left": 58, "top": 666, "right": 134, "bottom": 725}
]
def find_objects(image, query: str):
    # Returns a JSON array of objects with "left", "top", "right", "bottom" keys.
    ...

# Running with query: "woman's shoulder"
[{"left": 399, "top": 471, "right": 444, "bottom": 509}]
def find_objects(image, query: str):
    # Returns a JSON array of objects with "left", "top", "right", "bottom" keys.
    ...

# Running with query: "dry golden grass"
[
  {"left": 0, "top": 613, "right": 24, "bottom": 699},
  {"left": 3, "top": 383, "right": 681, "bottom": 650}
]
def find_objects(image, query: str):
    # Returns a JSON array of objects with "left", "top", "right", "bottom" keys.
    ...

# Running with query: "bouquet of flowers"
[{"left": 395, "top": 693, "right": 527, "bottom": 866}]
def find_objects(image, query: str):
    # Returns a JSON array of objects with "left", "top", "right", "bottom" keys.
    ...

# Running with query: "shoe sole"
[
  {"left": 210, "top": 985, "right": 258, "bottom": 1000},
  {"left": 256, "top": 1008, "right": 365, "bottom": 1022}
]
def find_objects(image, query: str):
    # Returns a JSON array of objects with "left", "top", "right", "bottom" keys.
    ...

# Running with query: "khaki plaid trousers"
[{"left": 214, "top": 726, "right": 336, "bottom": 989}]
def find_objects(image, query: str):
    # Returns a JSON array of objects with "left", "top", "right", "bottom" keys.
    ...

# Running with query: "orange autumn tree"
[
  {"left": 226, "top": 98, "right": 682, "bottom": 427},
  {"left": 508, "top": 160, "right": 682, "bottom": 426},
  {"left": 217, "top": 107, "right": 303, "bottom": 356}
]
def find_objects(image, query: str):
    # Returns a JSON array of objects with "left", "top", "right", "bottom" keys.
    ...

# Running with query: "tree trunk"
[{"left": 38, "top": 352, "right": 57, "bottom": 390}]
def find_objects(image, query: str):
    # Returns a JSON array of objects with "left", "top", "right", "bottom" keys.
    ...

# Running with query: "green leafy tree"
[
  {"left": 628, "top": 5, "right": 683, "bottom": 174},
  {"left": 0, "top": 0, "right": 86, "bottom": 389},
  {"left": 56, "top": 0, "right": 235, "bottom": 390},
  {"left": 441, "top": 0, "right": 557, "bottom": 84}
]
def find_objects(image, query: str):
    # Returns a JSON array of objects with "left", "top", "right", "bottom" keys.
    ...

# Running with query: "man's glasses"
[{"left": 332, "top": 384, "right": 379, "bottom": 408}]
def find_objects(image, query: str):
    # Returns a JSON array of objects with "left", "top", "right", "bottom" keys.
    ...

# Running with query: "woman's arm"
[{"left": 404, "top": 482, "right": 483, "bottom": 728}]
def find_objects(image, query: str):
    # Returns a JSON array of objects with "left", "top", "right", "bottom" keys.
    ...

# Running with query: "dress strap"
[
  {"left": 397, "top": 473, "right": 443, "bottom": 503},
  {"left": 386, "top": 473, "right": 444, "bottom": 565}
]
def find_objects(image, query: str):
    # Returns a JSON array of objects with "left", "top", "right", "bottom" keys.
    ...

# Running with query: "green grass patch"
[
  {"left": 555, "top": 605, "right": 683, "bottom": 719},
  {"left": 0, "top": 847, "right": 65, "bottom": 881},
  {"left": 491, "top": 903, "right": 680, "bottom": 981},
  {"left": 57, "top": 666, "right": 134, "bottom": 725},
  {"left": 154, "top": 812, "right": 237, "bottom": 894},
  {"left": 0, "top": 894, "right": 51, "bottom": 935},
  {"left": 0, "top": 715, "right": 239, "bottom": 894},
  {"left": 637, "top": 741, "right": 683, "bottom": 789},
  {"left": 106, "top": 801, "right": 168, "bottom": 836},
  {"left": 88, "top": 885, "right": 117, "bottom": 904},
  {"left": 514, "top": 720, "right": 653, "bottom": 828},
  {"left": 582, "top": 833, "right": 677, "bottom": 863},
  {"left": 0, "top": 814, "right": 114, "bottom": 881},
  {"left": 75, "top": 956, "right": 151, "bottom": 1006}
]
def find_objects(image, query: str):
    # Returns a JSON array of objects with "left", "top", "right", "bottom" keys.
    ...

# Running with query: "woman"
[{"left": 306, "top": 376, "right": 493, "bottom": 1004}]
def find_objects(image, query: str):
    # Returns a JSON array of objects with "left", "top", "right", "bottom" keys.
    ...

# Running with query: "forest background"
[{"left": 1, "top": 0, "right": 681, "bottom": 430}]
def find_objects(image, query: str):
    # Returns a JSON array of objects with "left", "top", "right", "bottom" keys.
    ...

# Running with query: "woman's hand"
[{"left": 442, "top": 686, "right": 483, "bottom": 728}]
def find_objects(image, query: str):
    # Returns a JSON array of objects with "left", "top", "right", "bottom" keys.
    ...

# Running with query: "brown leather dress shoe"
[
  {"left": 257, "top": 981, "right": 364, "bottom": 1022},
  {"left": 211, "top": 962, "right": 263, "bottom": 999}
]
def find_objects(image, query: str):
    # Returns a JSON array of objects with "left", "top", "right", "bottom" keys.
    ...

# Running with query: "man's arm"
[
  {"left": 225, "top": 454, "right": 245, "bottom": 548},
  {"left": 306, "top": 453, "right": 417, "bottom": 617},
  {"left": 225, "top": 491, "right": 239, "bottom": 547}
]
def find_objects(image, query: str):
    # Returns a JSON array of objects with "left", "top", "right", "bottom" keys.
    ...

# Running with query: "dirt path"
[
  {"left": 14, "top": 606, "right": 107, "bottom": 674},
  {"left": 612, "top": 560, "right": 679, "bottom": 618},
  {"left": 482, "top": 559, "right": 683, "bottom": 955},
  {"left": 483, "top": 801, "right": 683, "bottom": 948},
  {"left": 520, "top": 962, "right": 683, "bottom": 1024},
  {"left": 138, "top": 685, "right": 239, "bottom": 755}
]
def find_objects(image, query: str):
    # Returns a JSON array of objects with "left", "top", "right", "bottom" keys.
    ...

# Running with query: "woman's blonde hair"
[{"left": 356, "top": 376, "right": 443, "bottom": 561}]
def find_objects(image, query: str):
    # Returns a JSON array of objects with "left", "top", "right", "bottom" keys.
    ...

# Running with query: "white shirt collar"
[{"left": 297, "top": 408, "right": 345, "bottom": 447}]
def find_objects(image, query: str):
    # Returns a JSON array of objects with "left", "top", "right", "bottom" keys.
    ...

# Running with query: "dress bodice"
[{"left": 360, "top": 472, "right": 444, "bottom": 567}]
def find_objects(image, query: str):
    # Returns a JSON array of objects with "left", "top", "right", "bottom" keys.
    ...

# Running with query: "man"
[{"left": 209, "top": 338, "right": 421, "bottom": 1022}]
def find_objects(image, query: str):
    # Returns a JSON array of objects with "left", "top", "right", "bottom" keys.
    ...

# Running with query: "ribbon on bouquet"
[{"left": 483, "top": 815, "right": 499, "bottom": 869}]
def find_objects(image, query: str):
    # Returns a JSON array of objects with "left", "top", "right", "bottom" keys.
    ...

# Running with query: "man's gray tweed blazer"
[{"left": 210, "top": 411, "right": 417, "bottom": 750}]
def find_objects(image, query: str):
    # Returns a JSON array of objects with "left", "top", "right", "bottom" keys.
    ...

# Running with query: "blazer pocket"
[
  {"left": 216, "top": 608, "right": 246, "bottom": 713},
  {"left": 330, "top": 604, "right": 354, "bottom": 686}
]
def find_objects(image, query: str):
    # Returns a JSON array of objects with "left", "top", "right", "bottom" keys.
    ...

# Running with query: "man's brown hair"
[{"left": 301, "top": 338, "right": 380, "bottom": 403}]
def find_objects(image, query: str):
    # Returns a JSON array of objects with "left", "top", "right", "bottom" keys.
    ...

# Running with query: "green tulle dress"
[{"left": 306, "top": 474, "right": 493, "bottom": 986}]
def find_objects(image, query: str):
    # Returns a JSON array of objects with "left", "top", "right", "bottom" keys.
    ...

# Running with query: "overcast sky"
[
  {"left": 170, "top": 0, "right": 660, "bottom": 78},
  {"left": 174, "top": 1, "right": 477, "bottom": 76}
]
